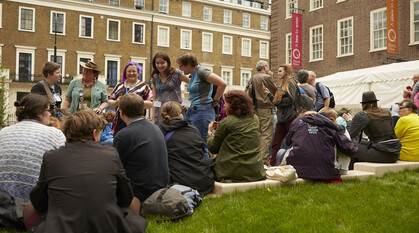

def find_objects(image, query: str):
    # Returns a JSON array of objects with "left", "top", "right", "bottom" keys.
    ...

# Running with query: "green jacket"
[
  {"left": 65, "top": 78, "right": 108, "bottom": 114},
  {"left": 207, "top": 114, "right": 265, "bottom": 182}
]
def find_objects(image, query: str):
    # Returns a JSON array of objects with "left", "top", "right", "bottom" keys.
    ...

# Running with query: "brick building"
[
  {"left": 0, "top": 0, "right": 270, "bottom": 122},
  {"left": 270, "top": 0, "right": 419, "bottom": 77}
]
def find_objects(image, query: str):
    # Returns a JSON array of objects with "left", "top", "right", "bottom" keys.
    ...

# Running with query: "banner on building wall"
[
  {"left": 387, "top": 0, "right": 398, "bottom": 54},
  {"left": 291, "top": 13, "right": 302, "bottom": 68}
]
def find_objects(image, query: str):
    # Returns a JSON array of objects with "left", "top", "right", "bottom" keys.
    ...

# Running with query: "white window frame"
[
  {"left": 157, "top": 25, "right": 170, "bottom": 47},
  {"left": 134, "top": 0, "right": 145, "bottom": 10},
  {"left": 202, "top": 32, "right": 213, "bottom": 52},
  {"left": 224, "top": 9, "right": 232, "bottom": 24},
  {"left": 180, "top": 29, "right": 192, "bottom": 50},
  {"left": 286, "top": 33, "right": 291, "bottom": 64},
  {"left": 79, "top": 15, "right": 94, "bottom": 39},
  {"left": 107, "top": 19, "right": 120, "bottom": 41},
  {"left": 15, "top": 45, "right": 36, "bottom": 81},
  {"left": 310, "top": 0, "right": 323, "bottom": 12},
  {"left": 18, "top": 6, "right": 35, "bottom": 32},
  {"left": 47, "top": 48, "right": 66, "bottom": 77},
  {"left": 203, "top": 6, "right": 212, "bottom": 21},
  {"left": 261, "top": 16, "right": 268, "bottom": 30},
  {"left": 104, "top": 54, "right": 121, "bottom": 85},
  {"left": 309, "top": 25, "right": 323, "bottom": 62},
  {"left": 241, "top": 38, "right": 251, "bottom": 57},
  {"left": 50, "top": 11, "right": 66, "bottom": 35},
  {"left": 130, "top": 56, "right": 147, "bottom": 81},
  {"left": 410, "top": 0, "right": 419, "bottom": 45},
  {"left": 337, "top": 0, "right": 347, "bottom": 3},
  {"left": 260, "top": 41, "right": 269, "bottom": 59},
  {"left": 240, "top": 68, "right": 252, "bottom": 87},
  {"left": 182, "top": 2, "right": 191, "bottom": 17},
  {"left": 286, "top": 0, "right": 298, "bottom": 19},
  {"left": 0, "top": 3, "right": 4, "bottom": 29},
  {"left": 243, "top": 13, "right": 250, "bottom": 27},
  {"left": 132, "top": 22, "right": 145, "bottom": 44},
  {"left": 337, "top": 16, "right": 354, "bottom": 57},
  {"left": 222, "top": 35, "right": 233, "bottom": 55},
  {"left": 221, "top": 66, "right": 234, "bottom": 86},
  {"left": 159, "top": 0, "right": 169, "bottom": 14},
  {"left": 0, "top": 44, "right": 3, "bottom": 58},
  {"left": 370, "top": 7, "right": 387, "bottom": 52},
  {"left": 76, "top": 51, "right": 95, "bottom": 75},
  {"left": 109, "top": 0, "right": 120, "bottom": 6}
]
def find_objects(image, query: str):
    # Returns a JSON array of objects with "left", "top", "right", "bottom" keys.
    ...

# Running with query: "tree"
[{"left": 0, "top": 57, "right": 10, "bottom": 128}]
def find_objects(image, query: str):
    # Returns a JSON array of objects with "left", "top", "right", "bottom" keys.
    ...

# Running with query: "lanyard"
[
  {"left": 187, "top": 65, "right": 200, "bottom": 92},
  {"left": 79, "top": 81, "right": 93, "bottom": 99},
  {"left": 125, "top": 80, "right": 139, "bottom": 95},
  {"left": 130, "top": 116, "right": 144, "bottom": 125},
  {"left": 44, "top": 80, "right": 55, "bottom": 94},
  {"left": 157, "top": 77, "right": 165, "bottom": 97}
]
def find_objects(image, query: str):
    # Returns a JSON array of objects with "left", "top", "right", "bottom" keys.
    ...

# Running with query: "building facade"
[
  {"left": 271, "top": 0, "right": 419, "bottom": 77},
  {"left": 0, "top": 0, "right": 270, "bottom": 123}
]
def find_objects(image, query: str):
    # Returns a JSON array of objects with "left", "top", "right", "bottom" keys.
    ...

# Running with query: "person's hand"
[
  {"left": 208, "top": 121, "right": 216, "bottom": 135},
  {"left": 262, "top": 86, "right": 270, "bottom": 94},
  {"left": 93, "top": 108, "right": 103, "bottom": 114},
  {"left": 403, "top": 89, "right": 411, "bottom": 98},
  {"left": 342, "top": 113, "right": 352, "bottom": 121}
]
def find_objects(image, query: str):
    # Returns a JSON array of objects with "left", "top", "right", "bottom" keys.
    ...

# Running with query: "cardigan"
[{"left": 65, "top": 78, "right": 108, "bottom": 114}]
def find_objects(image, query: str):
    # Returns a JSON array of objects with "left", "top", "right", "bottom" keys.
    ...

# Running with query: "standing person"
[
  {"left": 394, "top": 100, "right": 419, "bottom": 161},
  {"left": 108, "top": 62, "right": 153, "bottom": 135},
  {"left": 62, "top": 61, "right": 108, "bottom": 114},
  {"left": 246, "top": 60, "right": 277, "bottom": 164},
  {"left": 0, "top": 94, "right": 65, "bottom": 231},
  {"left": 31, "top": 61, "right": 63, "bottom": 111},
  {"left": 23, "top": 110, "right": 148, "bottom": 233},
  {"left": 159, "top": 101, "right": 214, "bottom": 195},
  {"left": 176, "top": 53, "right": 227, "bottom": 162},
  {"left": 403, "top": 73, "right": 419, "bottom": 99},
  {"left": 113, "top": 94, "right": 169, "bottom": 208},
  {"left": 265, "top": 64, "right": 300, "bottom": 166},
  {"left": 409, "top": 74, "right": 419, "bottom": 106},
  {"left": 150, "top": 52, "right": 190, "bottom": 124},
  {"left": 308, "top": 71, "right": 330, "bottom": 111},
  {"left": 296, "top": 69, "right": 316, "bottom": 104}
]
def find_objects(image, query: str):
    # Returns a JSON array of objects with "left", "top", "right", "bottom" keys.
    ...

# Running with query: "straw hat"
[
  {"left": 360, "top": 91, "right": 379, "bottom": 103},
  {"left": 80, "top": 61, "right": 101, "bottom": 73}
]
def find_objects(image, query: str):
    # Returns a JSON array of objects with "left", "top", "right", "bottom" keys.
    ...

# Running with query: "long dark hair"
[{"left": 151, "top": 52, "right": 175, "bottom": 78}]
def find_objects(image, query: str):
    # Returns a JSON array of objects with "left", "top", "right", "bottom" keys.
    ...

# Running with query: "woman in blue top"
[{"left": 176, "top": 53, "right": 227, "bottom": 162}]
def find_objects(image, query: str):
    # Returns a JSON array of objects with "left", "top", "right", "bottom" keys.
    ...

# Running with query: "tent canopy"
[{"left": 318, "top": 60, "right": 419, "bottom": 108}]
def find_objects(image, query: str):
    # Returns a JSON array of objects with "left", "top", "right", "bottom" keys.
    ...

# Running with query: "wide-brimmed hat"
[
  {"left": 361, "top": 91, "right": 379, "bottom": 103},
  {"left": 80, "top": 61, "right": 101, "bottom": 73}
]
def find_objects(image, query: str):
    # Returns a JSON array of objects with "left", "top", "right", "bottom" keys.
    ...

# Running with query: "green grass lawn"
[{"left": 2, "top": 169, "right": 418, "bottom": 233}]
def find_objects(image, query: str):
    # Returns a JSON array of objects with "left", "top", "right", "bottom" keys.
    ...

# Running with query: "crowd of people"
[{"left": 1, "top": 53, "right": 418, "bottom": 232}]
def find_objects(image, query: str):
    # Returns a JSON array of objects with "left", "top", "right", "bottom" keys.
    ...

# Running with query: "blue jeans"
[{"left": 184, "top": 103, "right": 215, "bottom": 162}]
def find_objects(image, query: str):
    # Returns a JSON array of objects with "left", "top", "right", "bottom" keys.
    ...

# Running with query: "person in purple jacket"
[{"left": 280, "top": 110, "right": 358, "bottom": 180}]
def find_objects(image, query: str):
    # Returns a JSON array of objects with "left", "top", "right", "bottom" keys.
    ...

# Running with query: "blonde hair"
[
  {"left": 278, "top": 64, "right": 295, "bottom": 96},
  {"left": 49, "top": 116, "right": 62, "bottom": 131},
  {"left": 319, "top": 107, "right": 338, "bottom": 120},
  {"left": 161, "top": 101, "right": 183, "bottom": 124}
]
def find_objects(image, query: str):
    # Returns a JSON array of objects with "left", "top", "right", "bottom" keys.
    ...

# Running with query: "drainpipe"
[{"left": 149, "top": 0, "right": 155, "bottom": 82}]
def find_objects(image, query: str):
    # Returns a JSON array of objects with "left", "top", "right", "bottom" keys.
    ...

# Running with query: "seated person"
[
  {"left": 343, "top": 91, "right": 401, "bottom": 165},
  {"left": 113, "top": 93, "right": 169, "bottom": 205},
  {"left": 0, "top": 94, "right": 65, "bottom": 231},
  {"left": 207, "top": 90, "right": 265, "bottom": 182},
  {"left": 100, "top": 110, "right": 115, "bottom": 146},
  {"left": 394, "top": 100, "right": 419, "bottom": 161},
  {"left": 280, "top": 110, "right": 358, "bottom": 180},
  {"left": 159, "top": 101, "right": 214, "bottom": 195},
  {"left": 23, "top": 110, "right": 147, "bottom": 233}
]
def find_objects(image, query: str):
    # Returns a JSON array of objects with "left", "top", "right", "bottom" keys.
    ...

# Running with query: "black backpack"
[
  {"left": 245, "top": 77, "right": 257, "bottom": 107},
  {"left": 315, "top": 82, "right": 335, "bottom": 108}
]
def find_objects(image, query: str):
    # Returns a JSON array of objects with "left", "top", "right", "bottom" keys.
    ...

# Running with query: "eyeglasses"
[
  {"left": 179, "top": 64, "right": 185, "bottom": 69},
  {"left": 398, "top": 107, "right": 411, "bottom": 110}
]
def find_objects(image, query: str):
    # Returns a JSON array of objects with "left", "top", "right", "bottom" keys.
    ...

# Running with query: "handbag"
[{"left": 266, "top": 165, "right": 298, "bottom": 182}]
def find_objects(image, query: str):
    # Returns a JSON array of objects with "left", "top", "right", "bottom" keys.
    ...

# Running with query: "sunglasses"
[{"left": 398, "top": 106, "right": 410, "bottom": 110}]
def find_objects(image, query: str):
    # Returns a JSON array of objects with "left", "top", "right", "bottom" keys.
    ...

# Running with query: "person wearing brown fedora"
[
  {"left": 62, "top": 60, "right": 108, "bottom": 114},
  {"left": 343, "top": 91, "right": 401, "bottom": 167}
]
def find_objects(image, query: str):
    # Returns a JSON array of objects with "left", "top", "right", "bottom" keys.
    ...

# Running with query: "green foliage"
[{"left": 0, "top": 57, "right": 9, "bottom": 127}]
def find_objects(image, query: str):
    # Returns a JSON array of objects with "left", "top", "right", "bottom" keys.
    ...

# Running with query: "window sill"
[
  {"left": 369, "top": 47, "right": 387, "bottom": 53},
  {"left": 336, "top": 53, "right": 354, "bottom": 58}
]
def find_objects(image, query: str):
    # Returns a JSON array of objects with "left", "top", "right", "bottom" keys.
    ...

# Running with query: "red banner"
[
  {"left": 291, "top": 13, "right": 302, "bottom": 68},
  {"left": 387, "top": 0, "right": 398, "bottom": 54}
]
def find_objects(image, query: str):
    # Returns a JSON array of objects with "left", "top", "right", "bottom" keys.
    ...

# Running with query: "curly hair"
[
  {"left": 160, "top": 101, "right": 182, "bottom": 124},
  {"left": 63, "top": 110, "right": 105, "bottom": 143},
  {"left": 223, "top": 90, "right": 254, "bottom": 117},
  {"left": 14, "top": 94, "right": 50, "bottom": 122}
]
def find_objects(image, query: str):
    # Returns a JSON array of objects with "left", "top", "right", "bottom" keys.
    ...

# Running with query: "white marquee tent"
[{"left": 318, "top": 60, "right": 419, "bottom": 108}]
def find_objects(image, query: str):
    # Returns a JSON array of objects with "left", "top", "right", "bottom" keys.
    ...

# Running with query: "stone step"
[
  {"left": 354, "top": 161, "right": 419, "bottom": 177},
  {"left": 212, "top": 178, "right": 306, "bottom": 195},
  {"left": 341, "top": 170, "right": 375, "bottom": 180}
]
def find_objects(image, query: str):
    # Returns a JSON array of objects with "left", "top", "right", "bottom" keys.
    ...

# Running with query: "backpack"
[
  {"left": 245, "top": 77, "right": 257, "bottom": 106},
  {"left": 315, "top": 82, "right": 335, "bottom": 108},
  {"left": 140, "top": 184, "right": 202, "bottom": 222}
]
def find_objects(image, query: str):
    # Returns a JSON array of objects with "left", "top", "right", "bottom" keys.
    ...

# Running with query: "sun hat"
[
  {"left": 80, "top": 61, "right": 101, "bottom": 73},
  {"left": 360, "top": 91, "right": 379, "bottom": 103}
]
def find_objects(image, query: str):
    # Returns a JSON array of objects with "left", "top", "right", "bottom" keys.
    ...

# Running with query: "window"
[
  {"left": 47, "top": 48, "right": 66, "bottom": 81},
  {"left": 79, "top": 15, "right": 94, "bottom": 38},
  {"left": 105, "top": 55, "right": 121, "bottom": 86},
  {"left": 337, "top": 16, "right": 353, "bottom": 57},
  {"left": 19, "top": 7, "right": 35, "bottom": 32},
  {"left": 159, "top": 0, "right": 168, "bottom": 13},
  {"left": 242, "top": 38, "right": 251, "bottom": 57},
  {"left": 107, "top": 19, "right": 120, "bottom": 41},
  {"left": 180, "top": 29, "right": 192, "bottom": 50},
  {"left": 286, "top": 0, "right": 298, "bottom": 19},
  {"left": 410, "top": 0, "right": 419, "bottom": 44},
  {"left": 222, "top": 35, "right": 233, "bottom": 55},
  {"left": 135, "top": 0, "right": 144, "bottom": 9},
  {"left": 261, "top": 16, "right": 268, "bottom": 30},
  {"left": 50, "top": 11, "right": 65, "bottom": 35},
  {"left": 221, "top": 66, "right": 233, "bottom": 86},
  {"left": 130, "top": 56, "right": 146, "bottom": 81},
  {"left": 133, "top": 23, "right": 145, "bottom": 44},
  {"left": 224, "top": 10, "right": 232, "bottom": 24},
  {"left": 310, "top": 25, "right": 323, "bottom": 61},
  {"left": 240, "top": 68, "right": 252, "bottom": 87},
  {"left": 15, "top": 46, "right": 36, "bottom": 82},
  {"left": 243, "top": 13, "right": 250, "bottom": 27},
  {"left": 286, "top": 33, "right": 291, "bottom": 64},
  {"left": 76, "top": 51, "right": 94, "bottom": 74},
  {"left": 182, "top": 2, "right": 191, "bottom": 17},
  {"left": 370, "top": 8, "right": 387, "bottom": 51},
  {"left": 157, "top": 26, "right": 170, "bottom": 47},
  {"left": 202, "top": 32, "right": 213, "bottom": 52},
  {"left": 203, "top": 6, "right": 212, "bottom": 21},
  {"left": 310, "top": 0, "right": 323, "bottom": 11},
  {"left": 110, "top": 0, "right": 119, "bottom": 6},
  {"left": 260, "top": 41, "right": 269, "bottom": 59}
]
